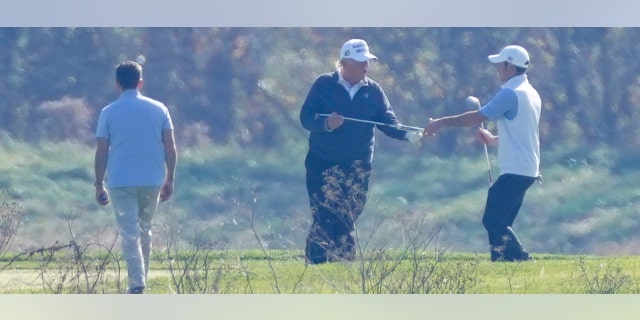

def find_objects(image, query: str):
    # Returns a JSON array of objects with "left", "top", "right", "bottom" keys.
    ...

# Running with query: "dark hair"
[
  {"left": 503, "top": 61, "right": 527, "bottom": 75},
  {"left": 115, "top": 61, "right": 142, "bottom": 89}
]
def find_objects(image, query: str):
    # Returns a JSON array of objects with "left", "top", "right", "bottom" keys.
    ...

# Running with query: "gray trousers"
[{"left": 109, "top": 186, "right": 161, "bottom": 292}]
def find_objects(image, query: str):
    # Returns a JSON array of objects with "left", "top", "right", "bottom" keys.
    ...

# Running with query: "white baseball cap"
[
  {"left": 340, "top": 39, "right": 378, "bottom": 62},
  {"left": 488, "top": 45, "right": 530, "bottom": 68}
]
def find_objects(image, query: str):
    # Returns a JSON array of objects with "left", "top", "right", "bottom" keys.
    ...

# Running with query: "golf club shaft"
[
  {"left": 315, "top": 113, "right": 423, "bottom": 132},
  {"left": 480, "top": 121, "right": 493, "bottom": 184}
]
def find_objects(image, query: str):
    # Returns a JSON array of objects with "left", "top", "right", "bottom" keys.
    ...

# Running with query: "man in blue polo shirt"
[
  {"left": 94, "top": 61, "right": 177, "bottom": 292},
  {"left": 300, "top": 39, "right": 422, "bottom": 264},
  {"left": 424, "top": 45, "right": 541, "bottom": 262}
]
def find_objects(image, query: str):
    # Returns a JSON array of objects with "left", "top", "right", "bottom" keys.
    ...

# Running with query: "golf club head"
[{"left": 465, "top": 96, "right": 481, "bottom": 109}]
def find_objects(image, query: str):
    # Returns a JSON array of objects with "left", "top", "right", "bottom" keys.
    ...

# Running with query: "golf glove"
[{"left": 405, "top": 131, "right": 423, "bottom": 144}]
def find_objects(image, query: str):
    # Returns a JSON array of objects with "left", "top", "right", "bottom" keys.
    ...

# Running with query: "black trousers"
[
  {"left": 304, "top": 152, "right": 371, "bottom": 264},
  {"left": 482, "top": 174, "right": 535, "bottom": 260}
]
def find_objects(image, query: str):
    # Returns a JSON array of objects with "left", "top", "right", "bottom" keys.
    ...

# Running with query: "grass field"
[
  {"left": 1, "top": 141, "right": 640, "bottom": 297},
  {"left": 2, "top": 249, "right": 640, "bottom": 294}
]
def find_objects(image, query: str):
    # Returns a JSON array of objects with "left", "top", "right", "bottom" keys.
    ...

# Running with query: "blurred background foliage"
[
  {"left": 1, "top": 27, "right": 640, "bottom": 256},
  {"left": 2, "top": 27, "right": 640, "bottom": 153},
  {"left": 2, "top": 27, "right": 640, "bottom": 152}
]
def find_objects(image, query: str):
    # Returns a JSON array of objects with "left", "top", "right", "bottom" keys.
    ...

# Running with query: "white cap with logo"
[
  {"left": 340, "top": 39, "right": 378, "bottom": 62},
  {"left": 488, "top": 45, "right": 530, "bottom": 68}
]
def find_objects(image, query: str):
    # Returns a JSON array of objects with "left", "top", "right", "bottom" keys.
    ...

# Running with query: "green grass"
[
  {"left": 3, "top": 250, "right": 640, "bottom": 294},
  {"left": 2, "top": 139, "right": 640, "bottom": 294}
]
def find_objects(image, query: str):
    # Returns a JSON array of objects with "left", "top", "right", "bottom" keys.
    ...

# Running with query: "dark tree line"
[{"left": 1, "top": 27, "right": 639, "bottom": 158}]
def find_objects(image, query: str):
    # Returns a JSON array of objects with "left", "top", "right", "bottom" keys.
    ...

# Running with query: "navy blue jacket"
[{"left": 300, "top": 71, "right": 408, "bottom": 164}]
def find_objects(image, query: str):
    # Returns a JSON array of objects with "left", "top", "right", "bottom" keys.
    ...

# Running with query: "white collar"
[
  {"left": 502, "top": 74, "right": 528, "bottom": 89},
  {"left": 338, "top": 70, "right": 366, "bottom": 88}
]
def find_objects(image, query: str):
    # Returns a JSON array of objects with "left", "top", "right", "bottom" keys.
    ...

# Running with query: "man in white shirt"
[{"left": 424, "top": 45, "right": 541, "bottom": 262}]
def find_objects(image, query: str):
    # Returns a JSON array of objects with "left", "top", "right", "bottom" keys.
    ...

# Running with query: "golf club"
[
  {"left": 465, "top": 96, "right": 493, "bottom": 185},
  {"left": 315, "top": 113, "right": 423, "bottom": 132}
]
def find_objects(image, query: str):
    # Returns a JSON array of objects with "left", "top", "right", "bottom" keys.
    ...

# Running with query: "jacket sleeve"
[
  {"left": 373, "top": 86, "right": 410, "bottom": 141},
  {"left": 300, "top": 76, "right": 329, "bottom": 133}
]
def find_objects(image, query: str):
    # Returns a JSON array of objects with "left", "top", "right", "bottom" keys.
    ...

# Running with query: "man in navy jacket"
[{"left": 300, "top": 39, "right": 422, "bottom": 264}]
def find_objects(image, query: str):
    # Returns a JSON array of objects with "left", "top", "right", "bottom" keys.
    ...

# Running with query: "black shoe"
[
  {"left": 128, "top": 286, "right": 145, "bottom": 294},
  {"left": 490, "top": 246, "right": 505, "bottom": 262},
  {"left": 504, "top": 251, "right": 532, "bottom": 262}
]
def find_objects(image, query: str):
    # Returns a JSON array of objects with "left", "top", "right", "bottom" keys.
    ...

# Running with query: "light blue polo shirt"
[
  {"left": 479, "top": 89, "right": 518, "bottom": 121},
  {"left": 96, "top": 90, "right": 173, "bottom": 188}
]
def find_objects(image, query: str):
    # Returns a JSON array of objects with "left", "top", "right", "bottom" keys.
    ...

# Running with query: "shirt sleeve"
[
  {"left": 95, "top": 107, "right": 109, "bottom": 138},
  {"left": 479, "top": 88, "right": 518, "bottom": 121},
  {"left": 162, "top": 105, "right": 174, "bottom": 130},
  {"left": 300, "top": 76, "right": 330, "bottom": 133}
]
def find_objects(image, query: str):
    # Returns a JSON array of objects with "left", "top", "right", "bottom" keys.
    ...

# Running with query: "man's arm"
[
  {"left": 374, "top": 86, "right": 409, "bottom": 141},
  {"left": 478, "top": 127, "right": 499, "bottom": 146},
  {"left": 300, "top": 76, "right": 342, "bottom": 132},
  {"left": 160, "top": 128, "right": 177, "bottom": 202},
  {"left": 94, "top": 137, "right": 109, "bottom": 205},
  {"left": 424, "top": 110, "right": 487, "bottom": 136}
]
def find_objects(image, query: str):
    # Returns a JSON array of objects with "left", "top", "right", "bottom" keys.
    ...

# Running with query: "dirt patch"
[{"left": 0, "top": 270, "right": 42, "bottom": 293}]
